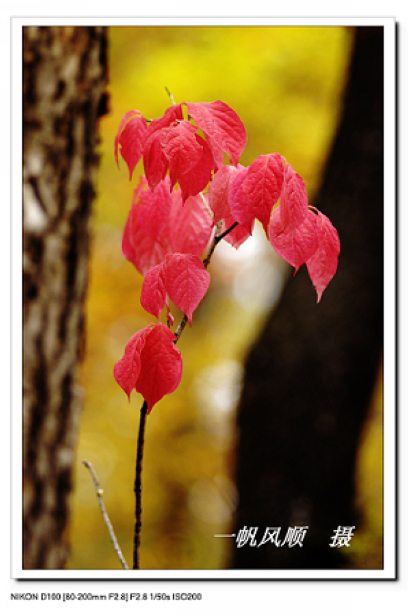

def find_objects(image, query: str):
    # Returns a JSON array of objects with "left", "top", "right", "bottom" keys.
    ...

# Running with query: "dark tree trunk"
[
  {"left": 23, "top": 26, "right": 108, "bottom": 569},
  {"left": 230, "top": 26, "right": 384, "bottom": 569}
]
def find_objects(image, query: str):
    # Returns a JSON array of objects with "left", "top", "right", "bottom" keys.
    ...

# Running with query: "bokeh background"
[{"left": 66, "top": 26, "right": 382, "bottom": 570}]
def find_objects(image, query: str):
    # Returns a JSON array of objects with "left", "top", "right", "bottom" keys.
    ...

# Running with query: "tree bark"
[
  {"left": 230, "top": 26, "right": 384, "bottom": 569},
  {"left": 22, "top": 26, "right": 108, "bottom": 569}
]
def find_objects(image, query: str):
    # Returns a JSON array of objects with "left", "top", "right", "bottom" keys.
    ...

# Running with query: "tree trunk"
[
  {"left": 230, "top": 26, "right": 384, "bottom": 569},
  {"left": 23, "top": 26, "right": 108, "bottom": 569}
]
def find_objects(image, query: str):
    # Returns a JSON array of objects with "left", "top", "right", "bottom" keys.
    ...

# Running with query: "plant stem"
[
  {"left": 83, "top": 460, "right": 129, "bottom": 570},
  {"left": 133, "top": 399, "right": 148, "bottom": 569},
  {"left": 133, "top": 218, "right": 238, "bottom": 568},
  {"left": 203, "top": 221, "right": 238, "bottom": 267},
  {"left": 174, "top": 314, "right": 188, "bottom": 341}
]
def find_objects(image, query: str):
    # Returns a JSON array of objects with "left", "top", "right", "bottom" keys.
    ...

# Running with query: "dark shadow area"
[{"left": 230, "top": 26, "right": 384, "bottom": 569}]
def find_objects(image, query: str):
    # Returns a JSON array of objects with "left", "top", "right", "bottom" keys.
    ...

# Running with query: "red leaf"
[
  {"left": 143, "top": 131, "right": 169, "bottom": 190},
  {"left": 136, "top": 323, "right": 183, "bottom": 413},
  {"left": 306, "top": 210, "right": 340, "bottom": 302},
  {"left": 169, "top": 190, "right": 214, "bottom": 256},
  {"left": 279, "top": 163, "right": 309, "bottom": 231},
  {"left": 177, "top": 134, "right": 215, "bottom": 202},
  {"left": 143, "top": 104, "right": 184, "bottom": 190},
  {"left": 228, "top": 166, "right": 253, "bottom": 233},
  {"left": 122, "top": 198, "right": 171, "bottom": 275},
  {"left": 113, "top": 328, "right": 149, "bottom": 400},
  {"left": 144, "top": 104, "right": 184, "bottom": 141},
  {"left": 164, "top": 253, "right": 210, "bottom": 325},
  {"left": 222, "top": 214, "right": 253, "bottom": 249},
  {"left": 187, "top": 101, "right": 247, "bottom": 168},
  {"left": 269, "top": 207, "right": 319, "bottom": 272},
  {"left": 161, "top": 120, "right": 203, "bottom": 190},
  {"left": 134, "top": 176, "right": 172, "bottom": 240},
  {"left": 115, "top": 110, "right": 138, "bottom": 167},
  {"left": 242, "top": 153, "right": 285, "bottom": 233},
  {"left": 208, "top": 165, "right": 242, "bottom": 223},
  {"left": 115, "top": 110, "right": 147, "bottom": 180},
  {"left": 122, "top": 179, "right": 214, "bottom": 276},
  {"left": 140, "top": 262, "right": 167, "bottom": 318}
]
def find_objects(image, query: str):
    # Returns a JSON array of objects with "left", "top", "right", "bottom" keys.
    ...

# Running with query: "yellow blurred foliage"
[{"left": 66, "top": 25, "right": 381, "bottom": 571}]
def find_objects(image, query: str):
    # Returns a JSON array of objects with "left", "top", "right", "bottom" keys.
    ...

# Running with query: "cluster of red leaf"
[
  {"left": 114, "top": 100, "right": 340, "bottom": 411},
  {"left": 114, "top": 101, "right": 246, "bottom": 201},
  {"left": 122, "top": 176, "right": 214, "bottom": 276}
]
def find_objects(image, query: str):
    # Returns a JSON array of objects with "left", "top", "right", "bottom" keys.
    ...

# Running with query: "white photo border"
[{"left": 12, "top": 15, "right": 396, "bottom": 581}]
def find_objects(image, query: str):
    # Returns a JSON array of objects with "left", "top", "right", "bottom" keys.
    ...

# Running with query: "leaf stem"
[
  {"left": 133, "top": 399, "right": 148, "bottom": 569},
  {"left": 83, "top": 460, "right": 129, "bottom": 570},
  {"left": 199, "top": 191, "right": 214, "bottom": 219}
]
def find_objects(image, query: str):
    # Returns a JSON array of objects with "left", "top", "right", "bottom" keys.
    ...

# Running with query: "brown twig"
[
  {"left": 83, "top": 459, "right": 129, "bottom": 570},
  {"left": 174, "top": 314, "right": 188, "bottom": 341},
  {"left": 203, "top": 221, "right": 238, "bottom": 268}
]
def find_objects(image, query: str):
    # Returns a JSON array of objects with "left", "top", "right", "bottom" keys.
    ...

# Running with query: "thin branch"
[
  {"left": 203, "top": 221, "right": 238, "bottom": 268},
  {"left": 132, "top": 216, "right": 239, "bottom": 568},
  {"left": 133, "top": 400, "right": 148, "bottom": 569},
  {"left": 82, "top": 459, "right": 129, "bottom": 570},
  {"left": 216, "top": 220, "right": 239, "bottom": 242},
  {"left": 174, "top": 314, "right": 189, "bottom": 341}
]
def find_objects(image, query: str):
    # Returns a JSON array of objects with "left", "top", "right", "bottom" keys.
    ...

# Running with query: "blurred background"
[{"left": 65, "top": 26, "right": 382, "bottom": 570}]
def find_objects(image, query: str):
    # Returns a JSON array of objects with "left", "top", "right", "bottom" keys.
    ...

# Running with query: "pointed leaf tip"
[
  {"left": 115, "top": 110, "right": 147, "bottom": 180},
  {"left": 306, "top": 210, "right": 340, "bottom": 302}
]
